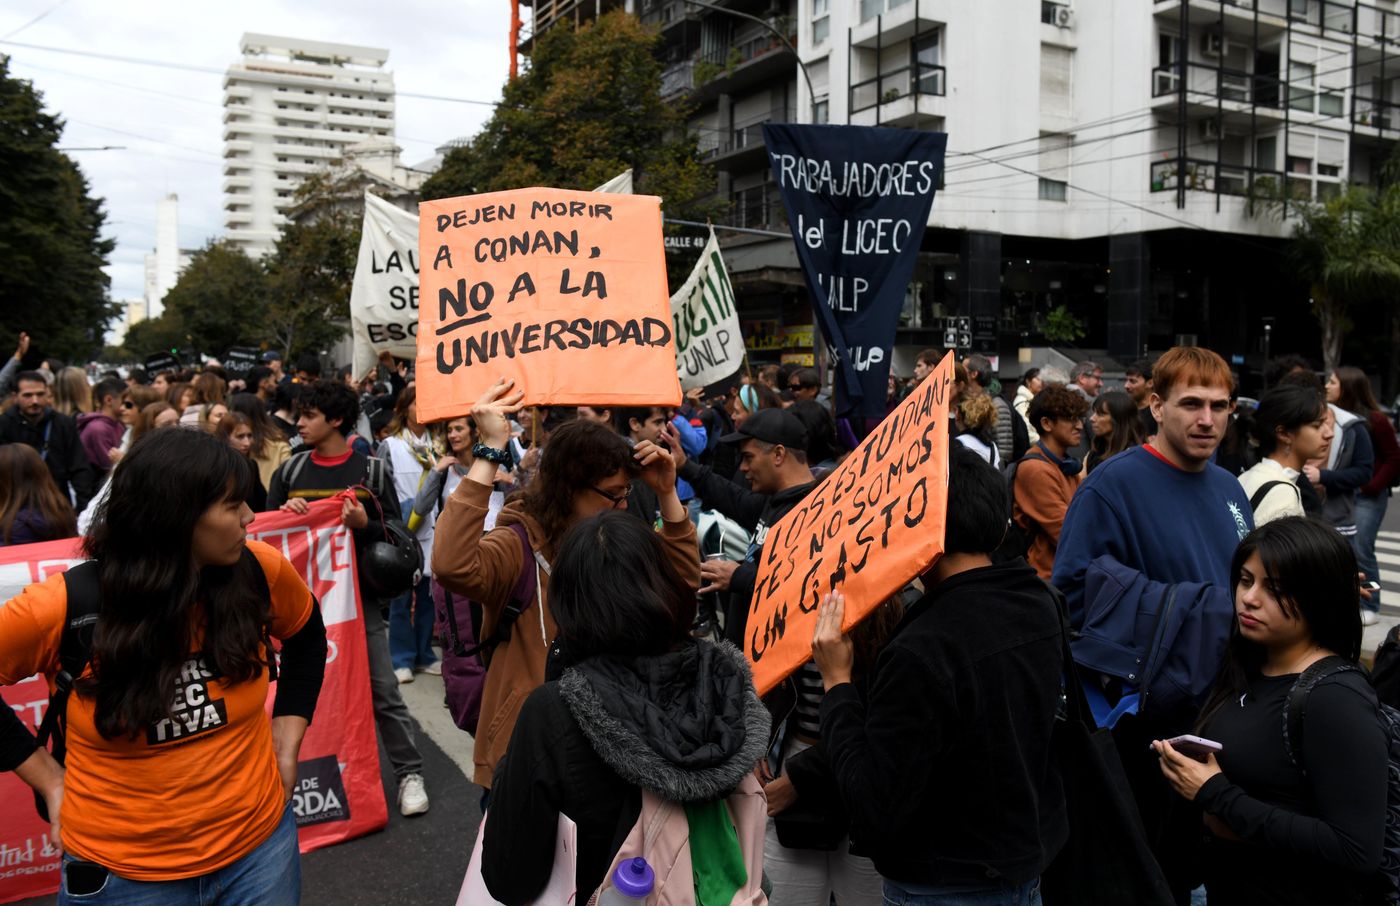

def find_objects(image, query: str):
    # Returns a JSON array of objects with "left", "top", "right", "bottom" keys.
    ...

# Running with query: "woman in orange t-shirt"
[{"left": 0, "top": 429, "right": 327, "bottom": 904}]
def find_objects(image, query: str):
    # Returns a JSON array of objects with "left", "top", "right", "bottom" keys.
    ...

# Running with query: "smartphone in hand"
[{"left": 1157, "top": 734, "right": 1223, "bottom": 762}]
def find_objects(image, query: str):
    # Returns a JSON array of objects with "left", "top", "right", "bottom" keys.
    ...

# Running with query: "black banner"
[
  {"left": 223, "top": 346, "right": 261, "bottom": 379},
  {"left": 763, "top": 125, "right": 947, "bottom": 418}
]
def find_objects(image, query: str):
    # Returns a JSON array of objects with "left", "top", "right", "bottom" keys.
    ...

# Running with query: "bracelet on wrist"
[{"left": 472, "top": 442, "right": 511, "bottom": 465}]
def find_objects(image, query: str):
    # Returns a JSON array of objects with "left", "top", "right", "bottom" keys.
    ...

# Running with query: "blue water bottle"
[{"left": 597, "top": 857, "right": 654, "bottom": 905}]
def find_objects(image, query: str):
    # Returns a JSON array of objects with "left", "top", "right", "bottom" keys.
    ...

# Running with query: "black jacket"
[
  {"left": 677, "top": 460, "right": 815, "bottom": 646},
  {"left": 0, "top": 406, "right": 95, "bottom": 512},
  {"left": 820, "top": 560, "right": 1069, "bottom": 886},
  {"left": 482, "top": 640, "right": 769, "bottom": 905}
]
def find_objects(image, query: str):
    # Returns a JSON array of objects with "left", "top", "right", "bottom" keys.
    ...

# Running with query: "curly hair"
[
  {"left": 1026, "top": 385, "right": 1090, "bottom": 433},
  {"left": 522, "top": 419, "right": 640, "bottom": 547}
]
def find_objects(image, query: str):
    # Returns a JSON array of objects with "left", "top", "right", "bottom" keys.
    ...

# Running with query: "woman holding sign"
[
  {"left": 0, "top": 428, "right": 327, "bottom": 904},
  {"left": 433, "top": 378, "right": 701, "bottom": 794}
]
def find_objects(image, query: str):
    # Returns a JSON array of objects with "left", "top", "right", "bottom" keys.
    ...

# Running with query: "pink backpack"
[{"left": 587, "top": 772, "right": 769, "bottom": 906}]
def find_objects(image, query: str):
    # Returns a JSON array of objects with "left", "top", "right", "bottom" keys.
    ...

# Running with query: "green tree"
[
  {"left": 0, "top": 57, "right": 117, "bottom": 362},
  {"left": 1281, "top": 184, "right": 1400, "bottom": 375},
  {"left": 263, "top": 204, "right": 359, "bottom": 360},
  {"left": 421, "top": 10, "right": 717, "bottom": 223}
]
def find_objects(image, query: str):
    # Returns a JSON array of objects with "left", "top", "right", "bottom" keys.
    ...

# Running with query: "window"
[
  {"left": 1289, "top": 60, "right": 1315, "bottom": 111},
  {"left": 1318, "top": 89, "right": 1343, "bottom": 116},
  {"left": 813, "top": 97, "right": 830, "bottom": 123},
  {"left": 915, "top": 32, "right": 943, "bottom": 95},
  {"left": 1038, "top": 178, "right": 1068, "bottom": 201},
  {"left": 812, "top": 0, "right": 829, "bottom": 44}
]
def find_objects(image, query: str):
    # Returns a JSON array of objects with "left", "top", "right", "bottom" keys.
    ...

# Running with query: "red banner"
[{"left": 0, "top": 501, "right": 387, "bottom": 903}]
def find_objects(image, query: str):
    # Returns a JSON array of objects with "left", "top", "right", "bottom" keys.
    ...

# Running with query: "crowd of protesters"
[{"left": 2, "top": 325, "right": 1400, "bottom": 906}]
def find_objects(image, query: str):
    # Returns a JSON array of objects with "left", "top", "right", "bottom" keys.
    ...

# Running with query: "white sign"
[
  {"left": 350, "top": 192, "right": 421, "bottom": 377},
  {"left": 670, "top": 228, "right": 743, "bottom": 390}
]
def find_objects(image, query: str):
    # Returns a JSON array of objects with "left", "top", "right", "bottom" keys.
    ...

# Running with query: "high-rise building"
[
  {"left": 222, "top": 33, "right": 395, "bottom": 257},
  {"left": 143, "top": 194, "right": 193, "bottom": 319}
]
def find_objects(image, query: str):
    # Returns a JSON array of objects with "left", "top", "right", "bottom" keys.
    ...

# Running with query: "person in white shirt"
[
  {"left": 379, "top": 386, "right": 441, "bottom": 682},
  {"left": 1238, "top": 384, "right": 1333, "bottom": 525}
]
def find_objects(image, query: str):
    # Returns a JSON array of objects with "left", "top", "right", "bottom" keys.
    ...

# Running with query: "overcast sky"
[{"left": 2, "top": 0, "right": 510, "bottom": 308}]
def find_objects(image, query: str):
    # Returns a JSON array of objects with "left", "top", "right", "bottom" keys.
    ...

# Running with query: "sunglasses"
[
  {"left": 588, "top": 483, "right": 632, "bottom": 509},
  {"left": 121, "top": 400, "right": 136, "bottom": 409}
]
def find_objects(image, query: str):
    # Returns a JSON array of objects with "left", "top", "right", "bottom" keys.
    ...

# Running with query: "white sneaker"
[
  {"left": 418, "top": 661, "right": 442, "bottom": 676},
  {"left": 398, "top": 773, "right": 429, "bottom": 816},
  {"left": 394, "top": 667, "right": 414, "bottom": 684},
  {"left": 1362, "top": 609, "right": 1381, "bottom": 627}
]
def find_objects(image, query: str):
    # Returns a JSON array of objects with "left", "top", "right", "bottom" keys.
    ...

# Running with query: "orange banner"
[
  {"left": 416, "top": 188, "right": 682, "bottom": 422},
  {"left": 747, "top": 353, "right": 954, "bottom": 696}
]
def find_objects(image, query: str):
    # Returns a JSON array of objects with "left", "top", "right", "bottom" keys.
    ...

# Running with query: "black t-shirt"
[
  {"left": 264, "top": 449, "right": 401, "bottom": 548},
  {"left": 1196, "top": 669, "right": 1387, "bottom": 905}
]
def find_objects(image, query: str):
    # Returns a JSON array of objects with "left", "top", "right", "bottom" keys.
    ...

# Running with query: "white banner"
[
  {"left": 350, "top": 193, "right": 421, "bottom": 377},
  {"left": 670, "top": 228, "right": 743, "bottom": 390},
  {"left": 593, "top": 168, "right": 633, "bottom": 195}
]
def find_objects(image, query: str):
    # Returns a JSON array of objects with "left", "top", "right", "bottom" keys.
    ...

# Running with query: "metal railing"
[
  {"left": 728, "top": 183, "right": 789, "bottom": 232},
  {"left": 850, "top": 63, "right": 946, "bottom": 112},
  {"left": 1150, "top": 157, "right": 1287, "bottom": 198},
  {"left": 1151, "top": 63, "right": 1283, "bottom": 107},
  {"left": 1355, "top": 96, "right": 1399, "bottom": 130}
]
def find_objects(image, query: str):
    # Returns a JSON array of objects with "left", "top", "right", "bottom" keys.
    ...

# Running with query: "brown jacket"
[
  {"left": 432, "top": 478, "right": 701, "bottom": 788},
  {"left": 1012, "top": 454, "right": 1082, "bottom": 580}
]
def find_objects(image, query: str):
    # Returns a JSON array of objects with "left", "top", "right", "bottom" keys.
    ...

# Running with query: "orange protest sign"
[
  {"left": 747, "top": 353, "right": 954, "bottom": 696},
  {"left": 415, "top": 188, "right": 682, "bottom": 422}
]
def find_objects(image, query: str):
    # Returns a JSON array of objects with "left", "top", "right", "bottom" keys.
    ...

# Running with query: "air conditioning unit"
[
  {"left": 1199, "top": 118, "right": 1221, "bottom": 140},
  {"left": 1054, "top": 6, "right": 1075, "bottom": 27},
  {"left": 1201, "top": 30, "right": 1225, "bottom": 57}
]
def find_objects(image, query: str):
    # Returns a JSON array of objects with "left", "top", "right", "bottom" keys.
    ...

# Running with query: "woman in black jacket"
[
  {"left": 1154, "top": 516, "right": 1387, "bottom": 905},
  {"left": 481, "top": 508, "right": 770, "bottom": 903}
]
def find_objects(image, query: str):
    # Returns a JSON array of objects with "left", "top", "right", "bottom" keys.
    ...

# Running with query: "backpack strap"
[
  {"left": 37, "top": 561, "right": 102, "bottom": 767},
  {"left": 1284, "top": 655, "right": 1358, "bottom": 773},
  {"left": 365, "top": 456, "right": 387, "bottom": 504},
  {"left": 1249, "top": 479, "right": 1300, "bottom": 514},
  {"left": 280, "top": 450, "right": 313, "bottom": 493},
  {"left": 461, "top": 523, "right": 539, "bottom": 662}
]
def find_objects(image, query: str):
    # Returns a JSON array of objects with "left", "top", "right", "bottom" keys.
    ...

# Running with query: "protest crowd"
[{"left": 1, "top": 309, "right": 1400, "bottom": 906}]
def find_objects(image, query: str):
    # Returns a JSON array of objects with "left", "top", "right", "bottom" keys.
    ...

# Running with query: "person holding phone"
[{"left": 1153, "top": 516, "right": 1386, "bottom": 905}]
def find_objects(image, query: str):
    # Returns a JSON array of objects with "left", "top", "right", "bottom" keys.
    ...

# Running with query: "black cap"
[{"left": 720, "top": 408, "right": 809, "bottom": 450}]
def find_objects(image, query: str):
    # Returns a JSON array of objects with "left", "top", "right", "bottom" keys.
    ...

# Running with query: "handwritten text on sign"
[
  {"left": 747, "top": 353, "right": 953, "bottom": 696},
  {"left": 415, "top": 188, "right": 681, "bottom": 422}
]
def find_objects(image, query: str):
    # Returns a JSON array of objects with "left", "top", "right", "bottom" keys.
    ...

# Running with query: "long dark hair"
[
  {"left": 548, "top": 511, "right": 695, "bottom": 665},
  {"left": 77, "top": 429, "right": 270, "bottom": 739},
  {"left": 1250, "top": 384, "right": 1326, "bottom": 457},
  {"left": 1091, "top": 391, "right": 1146, "bottom": 460},
  {"left": 1333, "top": 366, "right": 1382, "bottom": 417},
  {"left": 0, "top": 444, "right": 76, "bottom": 543},
  {"left": 522, "top": 420, "right": 638, "bottom": 547},
  {"left": 228, "top": 392, "right": 281, "bottom": 459},
  {"left": 1197, "top": 517, "right": 1361, "bottom": 732}
]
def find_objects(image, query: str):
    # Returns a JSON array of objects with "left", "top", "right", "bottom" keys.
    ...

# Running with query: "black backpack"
[
  {"left": 32, "top": 553, "right": 271, "bottom": 821},
  {"left": 1285, "top": 657, "right": 1400, "bottom": 904}
]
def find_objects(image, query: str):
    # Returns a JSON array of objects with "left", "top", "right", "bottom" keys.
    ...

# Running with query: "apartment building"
[
  {"left": 222, "top": 34, "right": 397, "bottom": 257},
  {"left": 797, "top": 0, "right": 1400, "bottom": 373},
  {"left": 521, "top": 0, "right": 1399, "bottom": 378}
]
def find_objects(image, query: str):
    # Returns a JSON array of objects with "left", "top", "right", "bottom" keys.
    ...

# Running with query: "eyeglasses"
[{"left": 588, "top": 483, "right": 632, "bottom": 509}]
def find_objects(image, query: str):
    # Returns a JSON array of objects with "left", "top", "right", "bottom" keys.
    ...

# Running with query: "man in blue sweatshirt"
[{"left": 1052, "top": 346, "right": 1252, "bottom": 900}]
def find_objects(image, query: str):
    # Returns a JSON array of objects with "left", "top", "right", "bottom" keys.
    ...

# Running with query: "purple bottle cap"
[{"left": 612, "top": 857, "right": 655, "bottom": 898}]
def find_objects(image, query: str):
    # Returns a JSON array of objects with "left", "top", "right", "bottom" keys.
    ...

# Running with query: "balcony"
[
  {"left": 1150, "top": 156, "right": 1287, "bottom": 198},
  {"left": 638, "top": 0, "right": 699, "bottom": 30},
  {"left": 661, "top": 59, "right": 696, "bottom": 99},
  {"left": 851, "top": 0, "right": 944, "bottom": 49},
  {"left": 691, "top": 29, "right": 799, "bottom": 97},
  {"left": 1151, "top": 62, "right": 1285, "bottom": 112},
  {"left": 725, "top": 182, "right": 788, "bottom": 233},
  {"left": 701, "top": 107, "right": 790, "bottom": 168},
  {"left": 851, "top": 63, "right": 945, "bottom": 112},
  {"left": 1355, "top": 96, "right": 1399, "bottom": 131}
]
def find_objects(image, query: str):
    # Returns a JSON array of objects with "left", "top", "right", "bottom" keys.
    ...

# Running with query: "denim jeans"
[
  {"left": 59, "top": 802, "right": 299, "bottom": 905},
  {"left": 388, "top": 574, "right": 437, "bottom": 671},
  {"left": 1355, "top": 494, "right": 1388, "bottom": 613},
  {"left": 882, "top": 877, "right": 1042, "bottom": 906}
]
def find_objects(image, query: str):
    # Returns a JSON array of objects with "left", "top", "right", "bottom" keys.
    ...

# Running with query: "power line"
[{"left": 1, "top": 0, "right": 70, "bottom": 41}]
